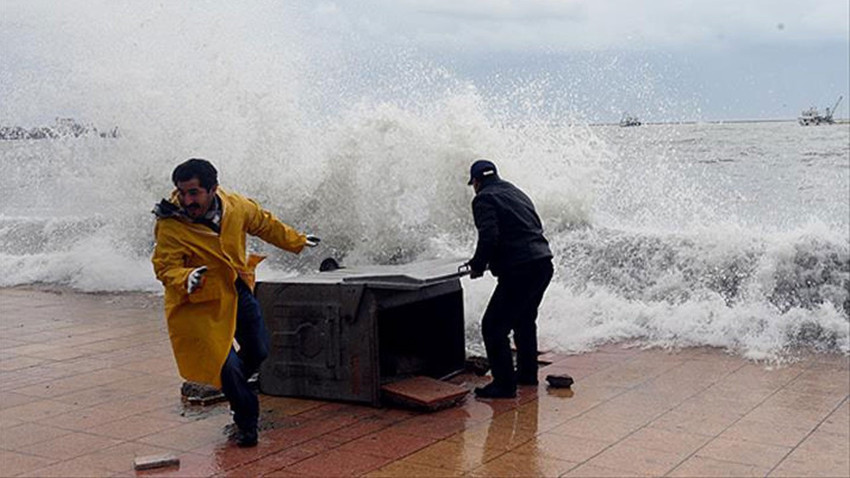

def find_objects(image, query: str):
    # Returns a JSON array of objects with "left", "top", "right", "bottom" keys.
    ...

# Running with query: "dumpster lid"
[{"left": 270, "top": 258, "right": 469, "bottom": 290}]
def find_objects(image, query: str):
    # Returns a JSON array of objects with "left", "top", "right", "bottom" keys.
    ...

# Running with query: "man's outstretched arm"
[{"left": 242, "top": 196, "right": 314, "bottom": 252}]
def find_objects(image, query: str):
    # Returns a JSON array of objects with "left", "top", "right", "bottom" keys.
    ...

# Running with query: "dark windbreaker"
[{"left": 469, "top": 178, "right": 552, "bottom": 276}]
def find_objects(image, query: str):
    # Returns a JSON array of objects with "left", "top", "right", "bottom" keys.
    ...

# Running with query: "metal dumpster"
[{"left": 255, "top": 258, "right": 467, "bottom": 406}]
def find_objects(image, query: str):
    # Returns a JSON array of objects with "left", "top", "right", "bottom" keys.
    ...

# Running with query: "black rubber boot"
[{"left": 235, "top": 427, "right": 258, "bottom": 447}]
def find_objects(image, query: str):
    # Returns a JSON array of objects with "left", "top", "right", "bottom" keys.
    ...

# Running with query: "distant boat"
[
  {"left": 619, "top": 113, "right": 641, "bottom": 127},
  {"left": 799, "top": 96, "right": 842, "bottom": 126}
]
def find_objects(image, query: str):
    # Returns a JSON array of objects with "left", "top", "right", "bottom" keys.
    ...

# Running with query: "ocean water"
[
  {"left": 1, "top": 3, "right": 847, "bottom": 361},
  {"left": 2, "top": 120, "right": 847, "bottom": 361}
]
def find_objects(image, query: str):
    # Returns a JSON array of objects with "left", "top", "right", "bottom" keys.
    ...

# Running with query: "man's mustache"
[{"left": 186, "top": 204, "right": 201, "bottom": 211}]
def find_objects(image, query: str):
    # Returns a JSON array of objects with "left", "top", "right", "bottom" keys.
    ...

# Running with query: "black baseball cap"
[{"left": 467, "top": 159, "right": 498, "bottom": 185}]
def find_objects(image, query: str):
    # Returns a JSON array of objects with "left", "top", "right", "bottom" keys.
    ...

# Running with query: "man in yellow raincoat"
[{"left": 151, "top": 158, "right": 319, "bottom": 447}]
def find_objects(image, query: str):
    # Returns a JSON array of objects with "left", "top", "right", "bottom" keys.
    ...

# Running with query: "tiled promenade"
[{"left": 1, "top": 287, "right": 848, "bottom": 477}]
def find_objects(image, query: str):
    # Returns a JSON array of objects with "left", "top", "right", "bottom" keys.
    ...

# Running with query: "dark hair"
[{"left": 171, "top": 158, "right": 218, "bottom": 190}]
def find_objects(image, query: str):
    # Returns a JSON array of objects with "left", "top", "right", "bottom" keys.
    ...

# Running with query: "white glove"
[
  {"left": 187, "top": 266, "right": 207, "bottom": 294},
  {"left": 305, "top": 234, "right": 321, "bottom": 247}
]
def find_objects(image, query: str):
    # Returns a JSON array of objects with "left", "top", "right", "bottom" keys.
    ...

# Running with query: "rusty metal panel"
[{"left": 256, "top": 282, "right": 378, "bottom": 404}]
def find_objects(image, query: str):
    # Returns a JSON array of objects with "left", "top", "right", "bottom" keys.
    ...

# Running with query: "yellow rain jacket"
[{"left": 151, "top": 187, "right": 306, "bottom": 388}]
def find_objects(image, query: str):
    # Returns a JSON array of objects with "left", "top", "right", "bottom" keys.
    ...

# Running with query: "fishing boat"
[
  {"left": 799, "top": 96, "right": 842, "bottom": 126},
  {"left": 619, "top": 113, "right": 641, "bottom": 127}
]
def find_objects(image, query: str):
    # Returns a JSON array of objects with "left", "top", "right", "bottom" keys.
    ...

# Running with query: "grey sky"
[
  {"left": 319, "top": 1, "right": 847, "bottom": 51},
  {"left": 2, "top": 0, "right": 848, "bottom": 124},
  {"left": 306, "top": 0, "right": 849, "bottom": 121}
]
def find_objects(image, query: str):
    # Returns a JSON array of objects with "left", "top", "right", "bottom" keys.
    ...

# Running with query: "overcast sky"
[
  {"left": 2, "top": 0, "right": 848, "bottom": 124},
  {"left": 307, "top": 0, "right": 849, "bottom": 121}
]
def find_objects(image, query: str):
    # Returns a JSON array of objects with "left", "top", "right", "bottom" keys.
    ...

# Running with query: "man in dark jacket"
[{"left": 465, "top": 159, "right": 553, "bottom": 399}]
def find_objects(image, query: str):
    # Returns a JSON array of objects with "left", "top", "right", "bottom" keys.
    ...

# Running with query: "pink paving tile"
[
  {"left": 585, "top": 442, "right": 682, "bottom": 476},
  {"left": 484, "top": 406, "right": 557, "bottom": 434},
  {"left": 117, "top": 357, "right": 179, "bottom": 375},
  {"left": 618, "top": 425, "right": 711, "bottom": 459},
  {"left": 366, "top": 460, "right": 464, "bottom": 477},
  {"left": 294, "top": 402, "right": 372, "bottom": 421},
  {"left": 20, "top": 457, "right": 113, "bottom": 478},
  {"left": 746, "top": 405, "right": 828, "bottom": 435},
  {"left": 0, "top": 390, "right": 38, "bottom": 410},
  {"left": 138, "top": 420, "right": 228, "bottom": 452},
  {"left": 779, "top": 429, "right": 850, "bottom": 473},
  {"left": 669, "top": 456, "right": 768, "bottom": 477},
  {"left": 790, "top": 369, "right": 850, "bottom": 396},
  {"left": 0, "top": 450, "right": 57, "bottom": 476},
  {"left": 721, "top": 363, "right": 806, "bottom": 391},
  {"left": 696, "top": 437, "right": 792, "bottom": 468},
  {"left": 37, "top": 356, "right": 112, "bottom": 377},
  {"left": 565, "top": 463, "right": 644, "bottom": 477},
  {"left": 402, "top": 439, "right": 504, "bottom": 472},
  {"left": 0, "top": 422, "right": 73, "bottom": 451},
  {"left": 220, "top": 437, "right": 338, "bottom": 476},
  {"left": 445, "top": 420, "right": 538, "bottom": 452},
  {"left": 249, "top": 415, "right": 358, "bottom": 450},
  {"left": 770, "top": 456, "right": 850, "bottom": 478},
  {"left": 512, "top": 431, "right": 610, "bottom": 463},
  {"left": 198, "top": 440, "right": 283, "bottom": 471},
  {"left": 16, "top": 430, "right": 122, "bottom": 461},
  {"left": 0, "top": 398, "right": 81, "bottom": 423},
  {"left": 672, "top": 393, "right": 756, "bottom": 419},
  {"left": 549, "top": 414, "right": 642, "bottom": 442},
  {"left": 284, "top": 448, "right": 393, "bottom": 477},
  {"left": 106, "top": 373, "right": 182, "bottom": 395},
  {"left": 387, "top": 412, "right": 471, "bottom": 440},
  {"left": 48, "top": 384, "right": 135, "bottom": 407},
  {"left": 13, "top": 376, "right": 100, "bottom": 399},
  {"left": 467, "top": 450, "right": 577, "bottom": 477},
  {"left": 816, "top": 401, "right": 850, "bottom": 436},
  {"left": 85, "top": 414, "right": 182, "bottom": 440},
  {"left": 335, "top": 428, "right": 439, "bottom": 459},
  {"left": 0, "top": 355, "right": 47, "bottom": 372},
  {"left": 0, "top": 417, "right": 25, "bottom": 430},
  {"left": 651, "top": 408, "right": 743, "bottom": 437},
  {"left": 579, "top": 394, "right": 670, "bottom": 426},
  {"left": 324, "top": 414, "right": 402, "bottom": 442},
  {"left": 762, "top": 389, "right": 846, "bottom": 414},
  {"left": 36, "top": 405, "right": 130, "bottom": 431},
  {"left": 467, "top": 393, "right": 524, "bottom": 414},
  {"left": 719, "top": 417, "right": 813, "bottom": 448},
  {"left": 87, "top": 396, "right": 181, "bottom": 424}
]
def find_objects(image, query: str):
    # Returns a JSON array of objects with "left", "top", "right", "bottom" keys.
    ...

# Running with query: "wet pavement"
[{"left": 1, "top": 287, "right": 848, "bottom": 477}]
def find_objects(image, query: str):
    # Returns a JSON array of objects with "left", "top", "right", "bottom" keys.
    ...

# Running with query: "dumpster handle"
[{"left": 457, "top": 263, "right": 472, "bottom": 276}]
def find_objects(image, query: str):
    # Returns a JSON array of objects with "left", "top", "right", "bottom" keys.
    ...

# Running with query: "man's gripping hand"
[
  {"left": 460, "top": 261, "right": 484, "bottom": 279},
  {"left": 305, "top": 235, "right": 321, "bottom": 247},
  {"left": 187, "top": 266, "right": 208, "bottom": 294}
]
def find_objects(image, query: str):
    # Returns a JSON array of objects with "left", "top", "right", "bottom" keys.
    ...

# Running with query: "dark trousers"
[
  {"left": 220, "top": 279, "right": 269, "bottom": 432},
  {"left": 481, "top": 258, "right": 553, "bottom": 390}
]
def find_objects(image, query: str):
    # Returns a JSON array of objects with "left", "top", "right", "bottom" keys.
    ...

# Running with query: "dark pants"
[
  {"left": 481, "top": 258, "right": 553, "bottom": 390},
  {"left": 220, "top": 279, "right": 269, "bottom": 432}
]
